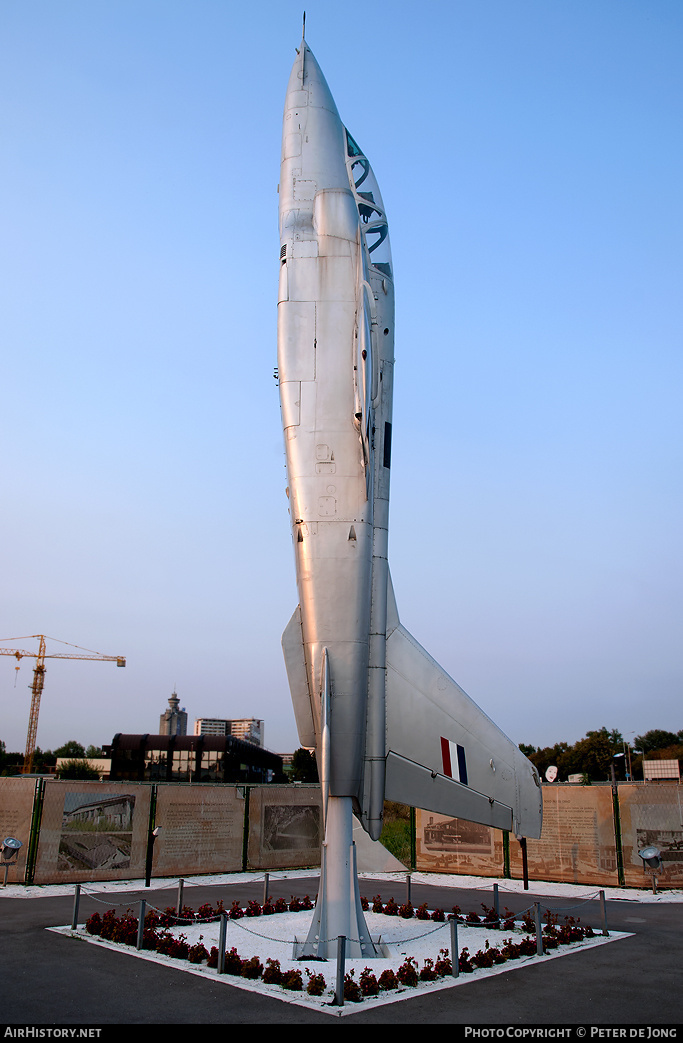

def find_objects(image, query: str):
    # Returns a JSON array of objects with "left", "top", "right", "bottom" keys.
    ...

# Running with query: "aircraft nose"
[{"left": 284, "top": 41, "right": 340, "bottom": 120}]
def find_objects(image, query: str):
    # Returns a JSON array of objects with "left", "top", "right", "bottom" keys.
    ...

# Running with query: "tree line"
[
  {"left": 0, "top": 740, "right": 103, "bottom": 777},
  {"left": 519, "top": 726, "right": 683, "bottom": 783},
  {"left": 2, "top": 729, "right": 681, "bottom": 784}
]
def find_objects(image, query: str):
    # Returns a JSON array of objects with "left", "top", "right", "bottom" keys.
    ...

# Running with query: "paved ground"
[{"left": 1, "top": 873, "right": 681, "bottom": 1026}]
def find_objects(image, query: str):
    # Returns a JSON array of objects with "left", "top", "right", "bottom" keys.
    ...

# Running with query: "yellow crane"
[{"left": 0, "top": 634, "right": 126, "bottom": 774}]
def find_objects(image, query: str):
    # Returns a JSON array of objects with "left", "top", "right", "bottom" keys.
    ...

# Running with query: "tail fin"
[{"left": 384, "top": 575, "right": 542, "bottom": 838}]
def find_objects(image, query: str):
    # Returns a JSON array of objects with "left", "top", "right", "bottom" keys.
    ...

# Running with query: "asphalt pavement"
[{"left": 1, "top": 874, "right": 681, "bottom": 1026}]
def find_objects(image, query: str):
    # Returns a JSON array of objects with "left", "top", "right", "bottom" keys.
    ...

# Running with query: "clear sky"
[{"left": 1, "top": 1, "right": 681, "bottom": 759}]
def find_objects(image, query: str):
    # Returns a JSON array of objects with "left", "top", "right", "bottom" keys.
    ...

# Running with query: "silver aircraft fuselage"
[
  {"left": 277, "top": 38, "right": 543, "bottom": 889},
  {"left": 278, "top": 41, "right": 392, "bottom": 839}
]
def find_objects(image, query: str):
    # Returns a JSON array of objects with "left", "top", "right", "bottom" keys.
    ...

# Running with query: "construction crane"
[{"left": 0, "top": 634, "right": 126, "bottom": 774}]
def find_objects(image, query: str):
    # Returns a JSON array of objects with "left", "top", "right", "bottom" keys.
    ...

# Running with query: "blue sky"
[{"left": 1, "top": 0, "right": 681, "bottom": 759}]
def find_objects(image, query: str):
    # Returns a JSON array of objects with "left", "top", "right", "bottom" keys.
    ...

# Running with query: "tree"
[
  {"left": 633, "top": 729, "right": 680, "bottom": 754},
  {"left": 289, "top": 748, "right": 319, "bottom": 782},
  {"left": 521, "top": 726, "right": 627, "bottom": 782},
  {"left": 54, "top": 740, "right": 86, "bottom": 758},
  {"left": 56, "top": 759, "right": 100, "bottom": 780}
]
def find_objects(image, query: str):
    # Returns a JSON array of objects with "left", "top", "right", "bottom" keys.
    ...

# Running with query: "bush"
[
  {"left": 397, "top": 956, "right": 418, "bottom": 986},
  {"left": 262, "top": 959, "right": 283, "bottom": 984},
  {"left": 305, "top": 969, "right": 327, "bottom": 996},
  {"left": 56, "top": 759, "right": 100, "bottom": 780},
  {"left": 240, "top": 956, "right": 264, "bottom": 980},
  {"left": 419, "top": 958, "right": 438, "bottom": 981},
  {"left": 188, "top": 942, "right": 209, "bottom": 964},
  {"left": 378, "top": 968, "right": 398, "bottom": 990},
  {"left": 156, "top": 933, "right": 189, "bottom": 959},
  {"left": 224, "top": 947, "right": 244, "bottom": 974},
  {"left": 281, "top": 969, "right": 303, "bottom": 991},
  {"left": 85, "top": 912, "right": 102, "bottom": 935},
  {"left": 343, "top": 971, "right": 362, "bottom": 1002},
  {"left": 359, "top": 967, "right": 379, "bottom": 996}
]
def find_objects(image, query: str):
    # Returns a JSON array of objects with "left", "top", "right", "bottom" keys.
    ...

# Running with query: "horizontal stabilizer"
[
  {"left": 384, "top": 578, "right": 542, "bottom": 838},
  {"left": 282, "top": 605, "right": 316, "bottom": 748}
]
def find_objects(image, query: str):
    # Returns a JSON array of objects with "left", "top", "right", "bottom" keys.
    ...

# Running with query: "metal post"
[
  {"left": 218, "top": 912, "right": 227, "bottom": 973},
  {"left": 493, "top": 882, "right": 499, "bottom": 919},
  {"left": 334, "top": 935, "right": 346, "bottom": 1006},
  {"left": 534, "top": 903, "right": 543, "bottom": 956},
  {"left": 450, "top": 917, "right": 459, "bottom": 978},
  {"left": 520, "top": 837, "right": 529, "bottom": 890},
  {"left": 176, "top": 878, "right": 184, "bottom": 917},
  {"left": 71, "top": 884, "right": 81, "bottom": 930},
  {"left": 263, "top": 872, "right": 270, "bottom": 906},
  {"left": 502, "top": 829, "right": 511, "bottom": 878},
  {"left": 406, "top": 873, "right": 411, "bottom": 905},
  {"left": 137, "top": 900, "right": 146, "bottom": 950},
  {"left": 599, "top": 890, "right": 609, "bottom": 936}
]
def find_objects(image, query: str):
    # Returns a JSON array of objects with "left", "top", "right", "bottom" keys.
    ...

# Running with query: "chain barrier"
[{"left": 74, "top": 878, "right": 605, "bottom": 941}]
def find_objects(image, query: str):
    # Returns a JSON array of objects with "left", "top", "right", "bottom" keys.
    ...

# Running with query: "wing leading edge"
[{"left": 281, "top": 578, "right": 543, "bottom": 841}]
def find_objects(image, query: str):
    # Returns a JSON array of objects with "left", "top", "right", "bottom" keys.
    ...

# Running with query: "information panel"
[
  {"left": 0, "top": 778, "right": 36, "bottom": 883},
  {"left": 508, "top": 784, "right": 619, "bottom": 886},
  {"left": 153, "top": 784, "right": 245, "bottom": 876}
]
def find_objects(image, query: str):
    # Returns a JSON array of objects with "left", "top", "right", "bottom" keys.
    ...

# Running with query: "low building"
[{"left": 103, "top": 733, "right": 285, "bottom": 784}]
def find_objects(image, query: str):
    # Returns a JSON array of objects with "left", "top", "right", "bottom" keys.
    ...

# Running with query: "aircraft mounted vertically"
[{"left": 277, "top": 30, "right": 542, "bottom": 958}]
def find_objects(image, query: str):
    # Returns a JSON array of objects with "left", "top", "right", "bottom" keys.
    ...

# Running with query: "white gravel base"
[{"left": 48, "top": 908, "right": 632, "bottom": 1018}]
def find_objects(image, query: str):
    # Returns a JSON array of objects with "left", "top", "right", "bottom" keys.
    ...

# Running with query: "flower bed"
[{"left": 82, "top": 894, "right": 596, "bottom": 1004}]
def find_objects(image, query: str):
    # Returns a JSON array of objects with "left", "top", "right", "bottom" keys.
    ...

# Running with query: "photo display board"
[
  {"left": 415, "top": 810, "right": 504, "bottom": 877},
  {"left": 247, "top": 784, "right": 322, "bottom": 870},
  {"left": 32, "top": 781, "right": 151, "bottom": 884},
  {"left": 618, "top": 783, "right": 683, "bottom": 888}
]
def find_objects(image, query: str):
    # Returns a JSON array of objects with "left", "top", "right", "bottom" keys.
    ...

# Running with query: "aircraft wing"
[
  {"left": 383, "top": 574, "right": 543, "bottom": 838},
  {"left": 282, "top": 605, "right": 317, "bottom": 749}
]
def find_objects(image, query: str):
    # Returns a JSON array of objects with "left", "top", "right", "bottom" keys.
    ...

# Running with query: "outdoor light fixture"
[
  {"left": 638, "top": 845, "right": 662, "bottom": 870},
  {"left": 2, "top": 837, "right": 22, "bottom": 886},
  {"left": 638, "top": 845, "right": 664, "bottom": 894}
]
